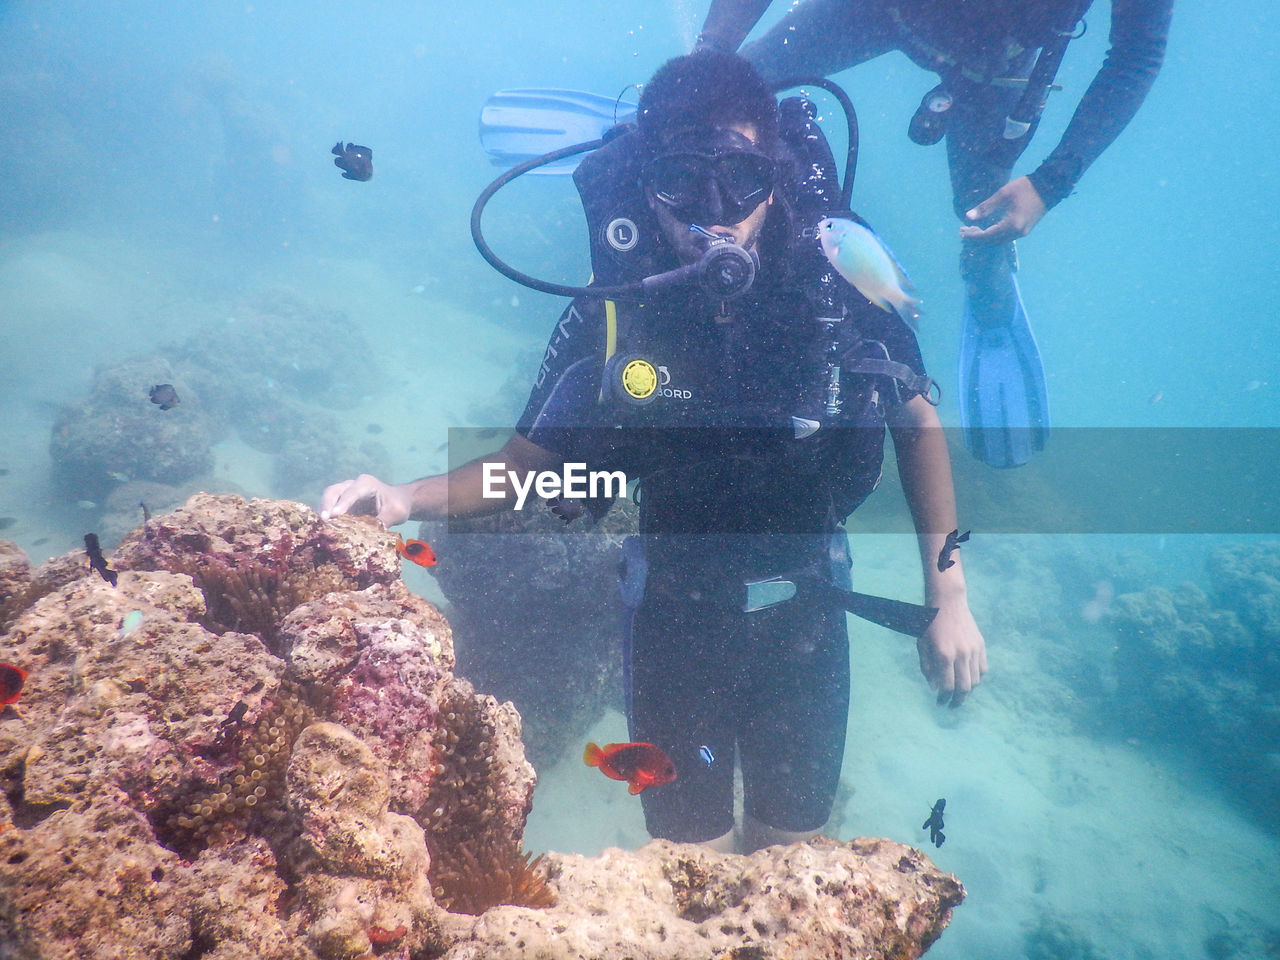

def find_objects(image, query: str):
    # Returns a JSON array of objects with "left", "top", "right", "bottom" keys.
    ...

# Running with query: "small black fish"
[
  {"left": 547, "top": 495, "right": 584, "bottom": 524},
  {"left": 149, "top": 383, "right": 180, "bottom": 410},
  {"left": 84, "top": 532, "right": 118, "bottom": 587},
  {"left": 0, "top": 517, "right": 15, "bottom": 531},
  {"left": 332, "top": 141, "right": 373, "bottom": 181},
  {"left": 213, "top": 700, "right": 250, "bottom": 748},
  {"left": 922, "top": 798, "right": 946, "bottom": 848},
  {"left": 937, "top": 529, "right": 970, "bottom": 572}
]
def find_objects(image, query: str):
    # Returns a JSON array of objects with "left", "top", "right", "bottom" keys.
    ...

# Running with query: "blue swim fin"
[
  {"left": 480, "top": 89, "right": 638, "bottom": 175},
  {"left": 957, "top": 272, "right": 1049, "bottom": 468}
]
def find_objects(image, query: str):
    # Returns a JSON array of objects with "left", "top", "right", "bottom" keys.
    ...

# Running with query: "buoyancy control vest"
[{"left": 568, "top": 95, "right": 936, "bottom": 525}]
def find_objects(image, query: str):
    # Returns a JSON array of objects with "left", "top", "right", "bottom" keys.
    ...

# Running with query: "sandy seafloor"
[
  {"left": 525, "top": 537, "right": 1280, "bottom": 960},
  {"left": 2, "top": 226, "right": 1279, "bottom": 960}
]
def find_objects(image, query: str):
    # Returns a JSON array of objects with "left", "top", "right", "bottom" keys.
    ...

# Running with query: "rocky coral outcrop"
[
  {"left": 0, "top": 538, "right": 34, "bottom": 628},
  {"left": 45, "top": 285, "right": 388, "bottom": 514},
  {"left": 0, "top": 493, "right": 964, "bottom": 960},
  {"left": 48, "top": 357, "right": 222, "bottom": 502},
  {"left": 437, "top": 836, "right": 964, "bottom": 960},
  {"left": 286, "top": 722, "right": 441, "bottom": 959}
]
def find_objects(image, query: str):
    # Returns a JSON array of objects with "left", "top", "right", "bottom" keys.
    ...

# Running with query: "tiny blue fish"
[{"left": 698, "top": 745, "right": 715, "bottom": 766}]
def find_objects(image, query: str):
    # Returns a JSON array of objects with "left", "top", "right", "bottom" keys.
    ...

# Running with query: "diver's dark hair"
[{"left": 637, "top": 50, "right": 779, "bottom": 149}]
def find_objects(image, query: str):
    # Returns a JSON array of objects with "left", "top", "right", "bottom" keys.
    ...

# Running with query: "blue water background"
[{"left": 1, "top": 2, "right": 1277, "bottom": 957}]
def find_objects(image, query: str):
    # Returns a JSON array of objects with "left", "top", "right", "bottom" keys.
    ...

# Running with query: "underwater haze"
[{"left": 1, "top": 1, "right": 1278, "bottom": 958}]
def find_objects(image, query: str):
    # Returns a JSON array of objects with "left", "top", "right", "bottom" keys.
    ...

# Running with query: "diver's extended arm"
[
  {"left": 320, "top": 432, "right": 562, "bottom": 526},
  {"left": 697, "top": 0, "right": 774, "bottom": 52},
  {"left": 887, "top": 394, "right": 988, "bottom": 707},
  {"left": 1028, "top": 0, "right": 1173, "bottom": 208}
]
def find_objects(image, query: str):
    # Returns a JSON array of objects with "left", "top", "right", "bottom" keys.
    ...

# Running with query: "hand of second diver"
[{"left": 959, "top": 176, "right": 1047, "bottom": 244}]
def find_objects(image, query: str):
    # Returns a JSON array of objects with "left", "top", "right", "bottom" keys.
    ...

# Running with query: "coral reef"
[
  {"left": 276, "top": 575, "right": 542, "bottom": 916},
  {"left": 45, "top": 285, "right": 388, "bottom": 511},
  {"left": 416, "top": 677, "right": 547, "bottom": 915},
  {"left": 0, "top": 493, "right": 963, "bottom": 960},
  {"left": 112, "top": 492, "right": 397, "bottom": 650},
  {"left": 286, "top": 721, "right": 442, "bottom": 959},
  {"left": 172, "top": 286, "right": 380, "bottom": 417},
  {"left": 1107, "top": 541, "right": 1280, "bottom": 819},
  {"left": 148, "top": 679, "right": 319, "bottom": 858},
  {"left": 0, "top": 538, "right": 37, "bottom": 631}
]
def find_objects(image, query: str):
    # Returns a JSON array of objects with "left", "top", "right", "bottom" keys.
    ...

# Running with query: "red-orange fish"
[
  {"left": 394, "top": 534, "right": 437, "bottom": 567},
  {"left": 0, "top": 663, "right": 26, "bottom": 705},
  {"left": 583, "top": 741, "right": 677, "bottom": 795}
]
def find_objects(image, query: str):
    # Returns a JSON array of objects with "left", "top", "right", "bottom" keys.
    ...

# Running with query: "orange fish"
[
  {"left": 394, "top": 534, "right": 437, "bottom": 567},
  {"left": 583, "top": 741, "right": 677, "bottom": 795},
  {"left": 0, "top": 663, "right": 26, "bottom": 705}
]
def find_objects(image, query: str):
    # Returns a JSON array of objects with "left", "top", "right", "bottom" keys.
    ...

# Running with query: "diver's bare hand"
[
  {"left": 917, "top": 597, "right": 987, "bottom": 708},
  {"left": 320, "top": 474, "right": 413, "bottom": 527},
  {"left": 959, "top": 176, "right": 1046, "bottom": 243}
]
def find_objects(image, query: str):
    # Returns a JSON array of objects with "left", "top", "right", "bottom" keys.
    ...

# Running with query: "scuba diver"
[
  {"left": 697, "top": 0, "right": 1174, "bottom": 467},
  {"left": 321, "top": 50, "right": 985, "bottom": 853}
]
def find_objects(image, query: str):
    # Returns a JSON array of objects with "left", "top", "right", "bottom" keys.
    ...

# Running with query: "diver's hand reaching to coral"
[
  {"left": 917, "top": 595, "right": 987, "bottom": 708},
  {"left": 320, "top": 474, "right": 415, "bottom": 527}
]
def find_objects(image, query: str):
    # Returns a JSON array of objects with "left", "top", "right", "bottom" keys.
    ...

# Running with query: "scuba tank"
[{"left": 777, "top": 94, "right": 852, "bottom": 439}]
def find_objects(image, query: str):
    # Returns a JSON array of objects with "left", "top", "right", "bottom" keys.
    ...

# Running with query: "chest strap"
[{"left": 843, "top": 355, "right": 940, "bottom": 406}]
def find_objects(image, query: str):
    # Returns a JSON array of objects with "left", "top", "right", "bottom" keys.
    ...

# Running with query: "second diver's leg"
[
  {"left": 739, "top": 0, "right": 897, "bottom": 87},
  {"left": 947, "top": 75, "right": 1050, "bottom": 466},
  {"left": 945, "top": 78, "right": 1022, "bottom": 331}
]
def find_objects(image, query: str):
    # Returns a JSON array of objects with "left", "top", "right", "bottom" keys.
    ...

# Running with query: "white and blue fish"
[{"left": 817, "top": 217, "right": 922, "bottom": 327}]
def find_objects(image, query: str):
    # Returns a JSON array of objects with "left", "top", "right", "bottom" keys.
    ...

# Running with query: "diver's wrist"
[
  {"left": 407, "top": 478, "right": 447, "bottom": 523},
  {"left": 925, "top": 577, "right": 968, "bottom": 606}
]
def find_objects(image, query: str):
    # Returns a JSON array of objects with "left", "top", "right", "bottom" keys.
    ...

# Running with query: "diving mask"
[{"left": 642, "top": 127, "right": 776, "bottom": 227}]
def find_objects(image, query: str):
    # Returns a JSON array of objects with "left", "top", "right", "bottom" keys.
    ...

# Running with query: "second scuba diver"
[
  {"left": 322, "top": 51, "right": 985, "bottom": 853},
  {"left": 697, "top": 0, "right": 1174, "bottom": 467}
]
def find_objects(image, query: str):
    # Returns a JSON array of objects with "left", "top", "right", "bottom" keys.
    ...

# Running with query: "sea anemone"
[
  {"left": 416, "top": 680, "right": 554, "bottom": 914},
  {"left": 148, "top": 680, "right": 318, "bottom": 858}
]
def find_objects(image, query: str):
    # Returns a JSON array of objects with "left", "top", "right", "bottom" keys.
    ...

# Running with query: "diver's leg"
[
  {"left": 627, "top": 564, "right": 738, "bottom": 844},
  {"left": 946, "top": 78, "right": 1024, "bottom": 328},
  {"left": 947, "top": 74, "right": 1050, "bottom": 466},
  {"left": 740, "top": 0, "right": 897, "bottom": 87},
  {"left": 736, "top": 581, "right": 850, "bottom": 853},
  {"left": 740, "top": 815, "right": 820, "bottom": 853}
]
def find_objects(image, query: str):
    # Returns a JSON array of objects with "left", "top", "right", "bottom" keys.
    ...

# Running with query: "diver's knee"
[{"left": 739, "top": 814, "right": 823, "bottom": 854}]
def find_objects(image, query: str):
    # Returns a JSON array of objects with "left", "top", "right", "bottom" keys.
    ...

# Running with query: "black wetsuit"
[
  {"left": 700, "top": 0, "right": 1172, "bottom": 332},
  {"left": 702, "top": 0, "right": 1172, "bottom": 209},
  {"left": 516, "top": 261, "right": 927, "bottom": 842}
]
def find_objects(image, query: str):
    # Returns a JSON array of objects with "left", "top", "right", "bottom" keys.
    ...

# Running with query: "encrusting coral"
[{"left": 112, "top": 494, "right": 388, "bottom": 652}]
